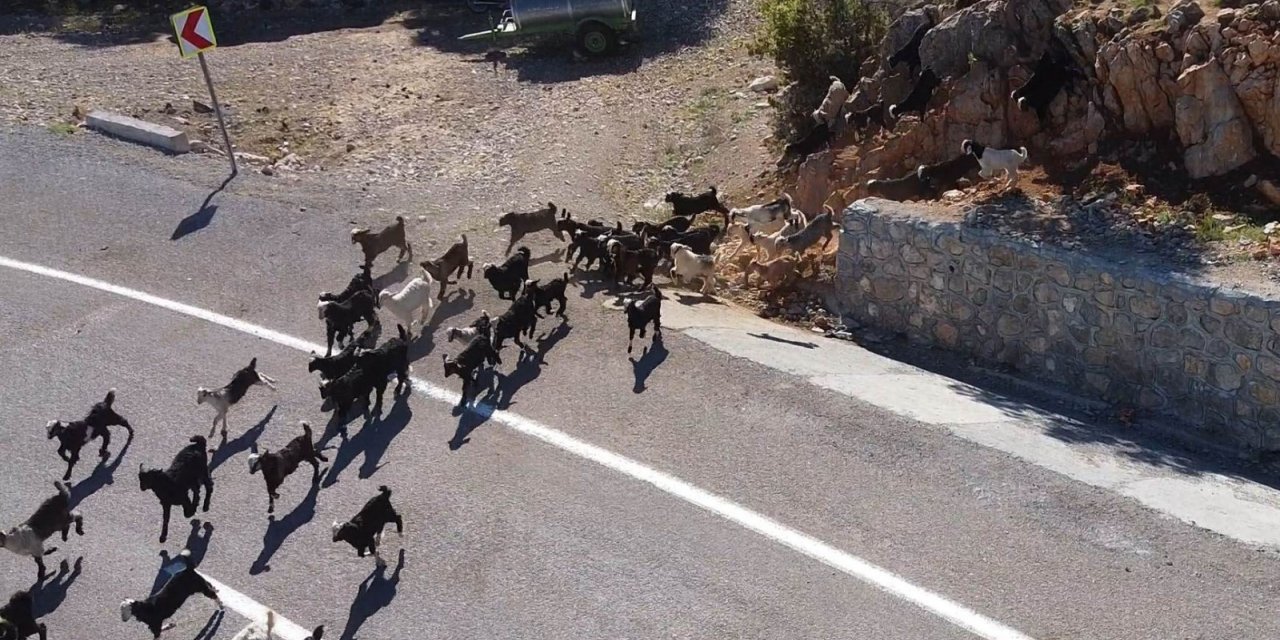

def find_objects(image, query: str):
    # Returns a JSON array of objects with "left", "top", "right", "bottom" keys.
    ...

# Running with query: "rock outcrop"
[{"left": 1175, "top": 59, "right": 1256, "bottom": 178}]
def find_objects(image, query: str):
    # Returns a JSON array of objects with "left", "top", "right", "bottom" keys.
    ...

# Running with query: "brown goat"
[
  {"left": 351, "top": 216, "right": 412, "bottom": 268},
  {"left": 497, "top": 202, "right": 566, "bottom": 255},
  {"left": 742, "top": 255, "right": 799, "bottom": 290},
  {"left": 419, "top": 234, "right": 474, "bottom": 300}
]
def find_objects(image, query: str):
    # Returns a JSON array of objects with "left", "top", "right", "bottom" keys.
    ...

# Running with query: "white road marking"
[
  {"left": 0, "top": 256, "right": 1034, "bottom": 640},
  {"left": 162, "top": 560, "right": 311, "bottom": 640}
]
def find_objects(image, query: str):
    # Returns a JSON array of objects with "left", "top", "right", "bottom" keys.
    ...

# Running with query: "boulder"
[
  {"left": 1175, "top": 59, "right": 1257, "bottom": 178},
  {"left": 1097, "top": 37, "right": 1178, "bottom": 134},
  {"left": 1167, "top": 0, "right": 1206, "bottom": 35},
  {"left": 919, "top": 0, "right": 1073, "bottom": 79}
]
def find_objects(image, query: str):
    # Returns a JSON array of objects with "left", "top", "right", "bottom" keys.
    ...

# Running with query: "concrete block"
[{"left": 86, "top": 110, "right": 190, "bottom": 154}]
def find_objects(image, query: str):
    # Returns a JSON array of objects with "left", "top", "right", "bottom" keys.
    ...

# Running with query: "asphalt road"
[{"left": 2, "top": 127, "right": 1280, "bottom": 640}]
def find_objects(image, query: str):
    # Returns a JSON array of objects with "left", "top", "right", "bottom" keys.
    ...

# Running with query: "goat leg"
[
  {"left": 34, "top": 555, "right": 46, "bottom": 580},
  {"left": 37, "top": 622, "right": 47, "bottom": 640},
  {"left": 63, "top": 452, "right": 77, "bottom": 481},
  {"left": 268, "top": 492, "right": 276, "bottom": 514},
  {"left": 159, "top": 504, "right": 172, "bottom": 543},
  {"left": 627, "top": 328, "right": 637, "bottom": 354},
  {"left": 202, "top": 477, "right": 214, "bottom": 512},
  {"left": 98, "top": 428, "right": 111, "bottom": 458}
]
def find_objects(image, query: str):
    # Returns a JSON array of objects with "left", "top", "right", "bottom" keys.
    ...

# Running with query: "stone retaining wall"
[{"left": 836, "top": 198, "right": 1280, "bottom": 452}]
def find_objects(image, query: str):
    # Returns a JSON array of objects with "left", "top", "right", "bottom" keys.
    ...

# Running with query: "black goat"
[
  {"left": 318, "top": 264, "right": 374, "bottom": 304},
  {"left": 608, "top": 241, "right": 659, "bottom": 289},
  {"left": 1011, "top": 50, "right": 1072, "bottom": 123},
  {"left": 492, "top": 290, "right": 541, "bottom": 351},
  {"left": 526, "top": 273, "right": 570, "bottom": 318},
  {"left": 625, "top": 285, "right": 664, "bottom": 354},
  {"left": 568, "top": 229, "right": 613, "bottom": 272},
  {"left": 889, "top": 69, "right": 941, "bottom": 120},
  {"left": 887, "top": 22, "right": 931, "bottom": 76},
  {"left": 0, "top": 481, "right": 83, "bottom": 579},
  {"left": 665, "top": 186, "right": 730, "bottom": 225},
  {"left": 46, "top": 388, "right": 133, "bottom": 480},
  {"left": 916, "top": 153, "right": 981, "bottom": 192},
  {"left": 139, "top": 436, "right": 212, "bottom": 543},
  {"left": 846, "top": 100, "right": 887, "bottom": 139},
  {"left": 120, "top": 548, "right": 221, "bottom": 638},
  {"left": 321, "top": 363, "right": 386, "bottom": 421},
  {"left": 777, "top": 121, "right": 831, "bottom": 168},
  {"left": 317, "top": 289, "right": 378, "bottom": 357},
  {"left": 483, "top": 246, "right": 532, "bottom": 301},
  {"left": 248, "top": 421, "right": 327, "bottom": 514},
  {"left": 354, "top": 324, "right": 412, "bottom": 396},
  {"left": 654, "top": 225, "right": 719, "bottom": 259},
  {"left": 498, "top": 202, "right": 565, "bottom": 255},
  {"left": 866, "top": 171, "right": 938, "bottom": 202},
  {"left": 443, "top": 334, "right": 503, "bottom": 405},
  {"left": 307, "top": 340, "right": 364, "bottom": 382},
  {"left": 332, "top": 485, "right": 403, "bottom": 567},
  {"left": 633, "top": 216, "right": 693, "bottom": 238},
  {"left": 0, "top": 589, "right": 45, "bottom": 640}
]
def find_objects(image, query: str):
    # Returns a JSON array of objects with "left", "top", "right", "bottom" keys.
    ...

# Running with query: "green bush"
[{"left": 752, "top": 0, "right": 888, "bottom": 136}]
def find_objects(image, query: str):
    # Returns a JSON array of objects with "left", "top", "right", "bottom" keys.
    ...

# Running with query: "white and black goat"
[
  {"left": 962, "top": 139, "right": 1029, "bottom": 188},
  {"left": 46, "top": 388, "right": 133, "bottom": 480},
  {"left": 625, "top": 285, "right": 664, "bottom": 354},
  {"left": 730, "top": 194, "right": 794, "bottom": 234},
  {"left": 0, "top": 589, "right": 46, "bottom": 640},
  {"left": 669, "top": 243, "right": 716, "bottom": 294},
  {"left": 1010, "top": 49, "right": 1076, "bottom": 123},
  {"left": 318, "top": 264, "right": 374, "bottom": 304},
  {"left": 446, "top": 310, "right": 491, "bottom": 344},
  {"left": 0, "top": 481, "right": 83, "bottom": 579},
  {"left": 120, "top": 548, "right": 221, "bottom": 638},
  {"left": 916, "top": 153, "right": 981, "bottom": 192},
  {"left": 888, "top": 69, "right": 941, "bottom": 121},
  {"left": 248, "top": 421, "right": 328, "bottom": 514},
  {"left": 139, "top": 436, "right": 213, "bottom": 543},
  {"left": 887, "top": 21, "right": 931, "bottom": 77},
  {"left": 197, "top": 357, "right": 278, "bottom": 439},
  {"left": 332, "top": 485, "right": 404, "bottom": 567}
]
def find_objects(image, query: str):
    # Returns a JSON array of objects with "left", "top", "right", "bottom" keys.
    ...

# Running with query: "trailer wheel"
[{"left": 577, "top": 23, "right": 618, "bottom": 56}]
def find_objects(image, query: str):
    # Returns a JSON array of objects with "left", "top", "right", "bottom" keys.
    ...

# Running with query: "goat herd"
[
  {"left": 780, "top": 14, "right": 1086, "bottom": 202},
  {"left": 0, "top": 182, "right": 840, "bottom": 640}
]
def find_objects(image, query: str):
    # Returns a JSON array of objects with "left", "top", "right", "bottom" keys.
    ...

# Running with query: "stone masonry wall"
[{"left": 836, "top": 198, "right": 1280, "bottom": 452}]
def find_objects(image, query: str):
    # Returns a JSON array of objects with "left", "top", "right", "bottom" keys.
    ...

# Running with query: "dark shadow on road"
[
  {"left": 425, "top": 288, "right": 477, "bottom": 332},
  {"left": 32, "top": 557, "right": 81, "bottom": 617},
  {"left": 323, "top": 392, "right": 413, "bottom": 488},
  {"left": 69, "top": 429, "right": 131, "bottom": 508},
  {"left": 747, "top": 332, "right": 817, "bottom": 349},
  {"left": 338, "top": 549, "right": 406, "bottom": 640},
  {"left": 671, "top": 291, "right": 724, "bottom": 307},
  {"left": 249, "top": 478, "right": 321, "bottom": 575},
  {"left": 172, "top": 173, "right": 235, "bottom": 241},
  {"left": 151, "top": 520, "right": 213, "bottom": 595},
  {"left": 211, "top": 406, "right": 274, "bottom": 471},
  {"left": 372, "top": 261, "right": 411, "bottom": 292},
  {"left": 447, "top": 368, "right": 501, "bottom": 450},
  {"left": 629, "top": 337, "right": 667, "bottom": 393},
  {"left": 192, "top": 608, "right": 225, "bottom": 640}
]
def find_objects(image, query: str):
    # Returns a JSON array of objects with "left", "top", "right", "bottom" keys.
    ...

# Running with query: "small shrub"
[{"left": 752, "top": 0, "right": 888, "bottom": 137}]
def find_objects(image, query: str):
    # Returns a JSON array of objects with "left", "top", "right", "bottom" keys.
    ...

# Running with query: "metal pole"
[{"left": 197, "top": 51, "right": 237, "bottom": 176}]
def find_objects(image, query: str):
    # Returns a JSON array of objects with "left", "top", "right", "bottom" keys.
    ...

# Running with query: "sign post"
[{"left": 171, "top": 6, "right": 236, "bottom": 176}]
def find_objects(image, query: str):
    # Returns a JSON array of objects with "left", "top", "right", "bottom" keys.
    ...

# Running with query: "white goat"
[
  {"left": 378, "top": 275, "right": 436, "bottom": 336},
  {"left": 723, "top": 222, "right": 754, "bottom": 259},
  {"left": 669, "top": 242, "right": 717, "bottom": 294},
  {"left": 751, "top": 216, "right": 801, "bottom": 262},
  {"left": 812, "top": 76, "right": 849, "bottom": 126},
  {"left": 961, "top": 139, "right": 1029, "bottom": 188}
]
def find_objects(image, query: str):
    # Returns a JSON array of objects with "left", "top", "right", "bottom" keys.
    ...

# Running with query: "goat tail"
[
  {"left": 460, "top": 233, "right": 468, "bottom": 246},
  {"left": 54, "top": 479, "right": 70, "bottom": 497},
  {"left": 1017, "top": 146, "right": 1029, "bottom": 160},
  {"left": 395, "top": 215, "right": 406, "bottom": 224},
  {"left": 105, "top": 388, "right": 117, "bottom": 405},
  {"left": 190, "top": 435, "right": 207, "bottom": 448},
  {"left": 266, "top": 610, "right": 276, "bottom": 635},
  {"left": 378, "top": 485, "right": 391, "bottom": 497},
  {"left": 248, "top": 357, "right": 258, "bottom": 370},
  {"left": 710, "top": 185, "right": 717, "bottom": 195},
  {"left": 300, "top": 421, "right": 312, "bottom": 438}
]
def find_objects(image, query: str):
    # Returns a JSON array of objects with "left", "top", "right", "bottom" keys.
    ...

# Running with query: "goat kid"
[
  {"left": 730, "top": 193, "right": 794, "bottom": 234},
  {"left": 197, "top": 357, "right": 278, "bottom": 439},
  {"left": 777, "top": 206, "right": 836, "bottom": 256},
  {"left": 332, "top": 485, "right": 403, "bottom": 567},
  {"left": 379, "top": 275, "right": 437, "bottom": 337},
  {"left": 889, "top": 68, "right": 941, "bottom": 121},
  {"left": 497, "top": 202, "right": 566, "bottom": 255},
  {"left": 443, "top": 333, "right": 503, "bottom": 405},
  {"left": 607, "top": 240, "right": 659, "bottom": 289},
  {"left": 1011, "top": 50, "right": 1072, "bottom": 123},
  {"left": 625, "top": 285, "right": 663, "bottom": 354},
  {"left": 845, "top": 100, "right": 887, "bottom": 139},
  {"left": 916, "top": 153, "right": 980, "bottom": 192},
  {"left": 446, "top": 310, "right": 492, "bottom": 343},
  {"left": 812, "top": 76, "right": 849, "bottom": 126},
  {"left": 0, "top": 481, "right": 83, "bottom": 579},
  {"left": 669, "top": 243, "right": 717, "bottom": 294},
  {"left": 419, "top": 234, "right": 474, "bottom": 300},
  {"left": 46, "top": 388, "right": 133, "bottom": 480},
  {"left": 120, "top": 548, "right": 221, "bottom": 638},
  {"left": 866, "top": 170, "right": 938, "bottom": 202},
  {"left": 318, "top": 264, "right": 374, "bottom": 304},
  {"left": 491, "top": 290, "right": 541, "bottom": 351},
  {"left": 139, "top": 436, "right": 213, "bottom": 543},
  {"left": 962, "top": 139, "right": 1029, "bottom": 188},
  {"left": 248, "top": 421, "right": 327, "bottom": 514},
  {"left": 351, "top": 216, "right": 412, "bottom": 268},
  {"left": 665, "top": 186, "right": 730, "bottom": 225},
  {"left": 887, "top": 21, "right": 931, "bottom": 76},
  {"left": 483, "top": 246, "right": 532, "bottom": 301},
  {"left": 318, "top": 289, "right": 379, "bottom": 357},
  {"left": 526, "top": 273, "right": 570, "bottom": 318},
  {"left": 742, "top": 255, "right": 800, "bottom": 290},
  {"left": 0, "top": 589, "right": 45, "bottom": 640},
  {"left": 777, "top": 121, "right": 831, "bottom": 168}
]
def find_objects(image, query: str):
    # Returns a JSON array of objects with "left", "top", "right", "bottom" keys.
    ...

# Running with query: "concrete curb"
[{"left": 85, "top": 110, "right": 190, "bottom": 154}]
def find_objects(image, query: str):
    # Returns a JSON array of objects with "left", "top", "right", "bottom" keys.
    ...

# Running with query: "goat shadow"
[
  {"left": 150, "top": 520, "right": 214, "bottom": 595},
  {"left": 338, "top": 549, "right": 405, "bottom": 640},
  {"left": 210, "top": 406, "right": 275, "bottom": 471},
  {"left": 69, "top": 429, "right": 133, "bottom": 508},
  {"left": 424, "top": 288, "right": 477, "bottom": 332},
  {"left": 192, "top": 608, "right": 225, "bottom": 640},
  {"left": 32, "top": 557, "right": 82, "bottom": 617},
  {"left": 747, "top": 332, "right": 818, "bottom": 349},
  {"left": 371, "top": 261, "right": 411, "bottom": 292},
  {"left": 323, "top": 392, "right": 413, "bottom": 488},
  {"left": 629, "top": 337, "right": 668, "bottom": 393},
  {"left": 448, "top": 322, "right": 571, "bottom": 449},
  {"left": 529, "top": 247, "right": 565, "bottom": 267},
  {"left": 249, "top": 478, "right": 321, "bottom": 575},
  {"left": 573, "top": 271, "right": 612, "bottom": 300},
  {"left": 171, "top": 174, "right": 234, "bottom": 241}
]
